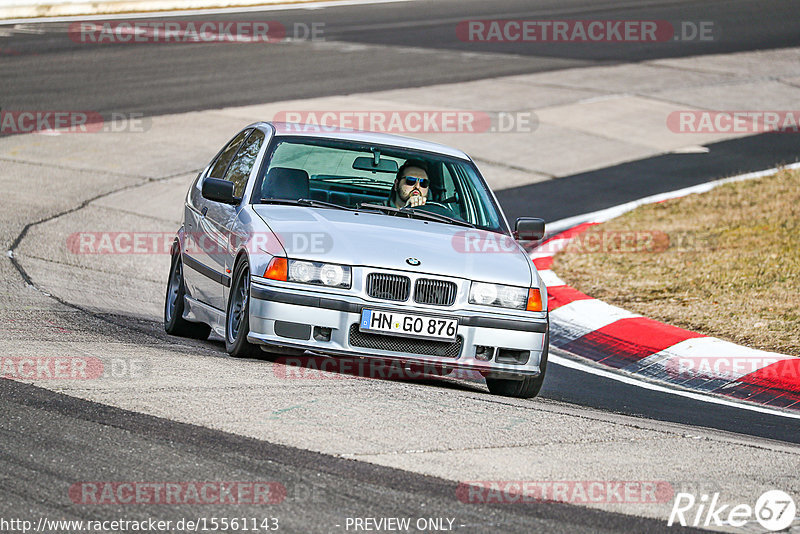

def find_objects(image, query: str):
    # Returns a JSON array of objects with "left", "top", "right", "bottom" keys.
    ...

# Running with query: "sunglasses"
[{"left": 402, "top": 176, "right": 429, "bottom": 188}]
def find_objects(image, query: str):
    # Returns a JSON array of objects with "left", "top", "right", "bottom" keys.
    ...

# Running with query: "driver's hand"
[{"left": 405, "top": 195, "right": 427, "bottom": 208}]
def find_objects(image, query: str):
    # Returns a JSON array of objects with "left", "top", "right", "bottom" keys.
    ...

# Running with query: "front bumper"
[{"left": 248, "top": 281, "right": 548, "bottom": 379}]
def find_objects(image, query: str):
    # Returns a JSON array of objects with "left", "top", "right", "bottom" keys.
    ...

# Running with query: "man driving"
[{"left": 388, "top": 159, "right": 429, "bottom": 208}]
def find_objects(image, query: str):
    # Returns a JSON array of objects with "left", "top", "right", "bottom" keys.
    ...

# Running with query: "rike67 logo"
[{"left": 668, "top": 490, "right": 796, "bottom": 531}]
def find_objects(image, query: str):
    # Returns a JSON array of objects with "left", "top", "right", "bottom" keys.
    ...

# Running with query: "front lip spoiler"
[
  {"left": 250, "top": 285, "right": 548, "bottom": 334},
  {"left": 246, "top": 336, "right": 541, "bottom": 380}
]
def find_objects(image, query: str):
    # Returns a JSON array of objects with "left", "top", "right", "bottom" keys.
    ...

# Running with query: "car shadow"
[
  {"left": 261, "top": 350, "right": 488, "bottom": 395},
  {"left": 121, "top": 313, "right": 488, "bottom": 395}
]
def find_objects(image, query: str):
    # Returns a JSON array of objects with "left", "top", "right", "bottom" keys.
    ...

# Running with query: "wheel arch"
[
  {"left": 225, "top": 247, "right": 252, "bottom": 302},
  {"left": 171, "top": 226, "right": 185, "bottom": 257},
  {"left": 233, "top": 247, "right": 251, "bottom": 275}
]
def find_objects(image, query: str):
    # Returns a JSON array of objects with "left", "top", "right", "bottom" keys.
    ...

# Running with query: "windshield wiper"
[
  {"left": 357, "top": 203, "right": 475, "bottom": 228},
  {"left": 261, "top": 198, "right": 356, "bottom": 211},
  {"left": 357, "top": 202, "right": 401, "bottom": 214},
  {"left": 402, "top": 207, "right": 476, "bottom": 228}
]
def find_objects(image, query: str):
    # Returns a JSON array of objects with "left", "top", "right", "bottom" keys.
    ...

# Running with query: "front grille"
[
  {"left": 348, "top": 324, "right": 462, "bottom": 358},
  {"left": 414, "top": 278, "right": 457, "bottom": 306},
  {"left": 366, "top": 273, "right": 410, "bottom": 301}
]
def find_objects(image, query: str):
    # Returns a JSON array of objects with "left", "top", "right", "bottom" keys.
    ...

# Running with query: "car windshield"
[{"left": 255, "top": 136, "right": 507, "bottom": 234}]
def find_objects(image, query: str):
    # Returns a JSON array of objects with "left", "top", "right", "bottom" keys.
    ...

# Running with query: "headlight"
[
  {"left": 287, "top": 260, "right": 351, "bottom": 288},
  {"left": 469, "top": 282, "right": 527, "bottom": 310}
]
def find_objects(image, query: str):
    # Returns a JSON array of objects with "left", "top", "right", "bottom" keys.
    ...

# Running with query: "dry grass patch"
[{"left": 551, "top": 168, "right": 800, "bottom": 355}]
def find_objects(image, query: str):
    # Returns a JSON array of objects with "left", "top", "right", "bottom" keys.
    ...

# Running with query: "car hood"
[{"left": 253, "top": 205, "right": 534, "bottom": 286}]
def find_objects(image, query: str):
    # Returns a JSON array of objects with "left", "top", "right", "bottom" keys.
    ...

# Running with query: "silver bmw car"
[{"left": 165, "top": 122, "right": 549, "bottom": 398}]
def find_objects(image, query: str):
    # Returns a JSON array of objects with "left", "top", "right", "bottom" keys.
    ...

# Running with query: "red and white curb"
[{"left": 533, "top": 163, "right": 800, "bottom": 413}]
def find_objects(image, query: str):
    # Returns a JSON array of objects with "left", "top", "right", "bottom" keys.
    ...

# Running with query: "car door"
[
  {"left": 209, "top": 129, "right": 267, "bottom": 308},
  {"left": 183, "top": 129, "right": 251, "bottom": 310}
]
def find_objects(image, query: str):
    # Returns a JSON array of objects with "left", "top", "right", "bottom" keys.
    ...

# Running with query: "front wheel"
[
  {"left": 164, "top": 252, "right": 211, "bottom": 339},
  {"left": 225, "top": 259, "right": 260, "bottom": 358},
  {"left": 486, "top": 332, "right": 548, "bottom": 399}
]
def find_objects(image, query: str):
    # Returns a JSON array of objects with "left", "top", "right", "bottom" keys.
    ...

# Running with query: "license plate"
[{"left": 359, "top": 309, "right": 458, "bottom": 342}]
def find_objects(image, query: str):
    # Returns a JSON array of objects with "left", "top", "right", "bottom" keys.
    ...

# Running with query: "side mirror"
[
  {"left": 514, "top": 217, "right": 545, "bottom": 241},
  {"left": 202, "top": 177, "right": 239, "bottom": 205}
]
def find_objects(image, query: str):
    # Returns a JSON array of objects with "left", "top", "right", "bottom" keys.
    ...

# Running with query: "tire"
[
  {"left": 486, "top": 332, "right": 548, "bottom": 399},
  {"left": 164, "top": 252, "right": 211, "bottom": 340},
  {"left": 225, "top": 259, "right": 260, "bottom": 358}
]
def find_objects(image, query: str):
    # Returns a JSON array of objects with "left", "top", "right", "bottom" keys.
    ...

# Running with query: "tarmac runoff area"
[{"left": 3, "top": 45, "right": 800, "bottom": 526}]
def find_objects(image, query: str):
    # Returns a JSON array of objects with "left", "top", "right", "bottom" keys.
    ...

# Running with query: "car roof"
[{"left": 251, "top": 121, "right": 472, "bottom": 161}]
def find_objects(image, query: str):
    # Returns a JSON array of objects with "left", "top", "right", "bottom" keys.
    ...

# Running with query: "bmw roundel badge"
[{"left": 406, "top": 257, "right": 421, "bottom": 266}]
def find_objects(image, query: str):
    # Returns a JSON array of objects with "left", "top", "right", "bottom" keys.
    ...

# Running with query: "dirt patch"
[{"left": 551, "top": 168, "right": 800, "bottom": 356}]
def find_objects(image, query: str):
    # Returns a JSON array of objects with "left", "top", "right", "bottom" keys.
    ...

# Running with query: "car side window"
[
  {"left": 439, "top": 163, "right": 458, "bottom": 201},
  {"left": 208, "top": 129, "right": 251, "bottom": 179},
  {"left": 441, "top": 163, "right": 468, "bottom": 220},
  {"left": 222, "top": 130, "right": 266, "bottom": 198}
]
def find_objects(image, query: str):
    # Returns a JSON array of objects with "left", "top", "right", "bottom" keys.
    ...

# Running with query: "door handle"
[{"left": 201, "top": 206, "right": 208, "bottom": 217}]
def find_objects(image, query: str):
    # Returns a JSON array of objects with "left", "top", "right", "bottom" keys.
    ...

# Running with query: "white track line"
[
  {"left": 550, "top": 352, "right": 800, "bottom": 420},
  {"left": 0, "top": 0, "right": 415, "bottom": 24}
]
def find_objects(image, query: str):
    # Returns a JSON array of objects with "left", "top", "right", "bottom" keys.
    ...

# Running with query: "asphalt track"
[
  {"left": 1, "top": 378, "right": 705, "bottom": 534},
  {"left": 2, "top": 0, "right": 800, "bottom": 116},
  {"left": 496, "top": 133, "right": 800, "bottom": 224},
  {"left": 2, "top": 0, "right": 800, "bottom": 531}
]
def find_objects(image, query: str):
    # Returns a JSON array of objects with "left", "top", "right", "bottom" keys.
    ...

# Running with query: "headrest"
[{"left": 262, "top": 167, "right": 310, "bottom": 200}]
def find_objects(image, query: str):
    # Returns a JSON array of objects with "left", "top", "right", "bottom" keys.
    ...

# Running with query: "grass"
[{"left": 551, "top": 168, "right": 800, "bottom": 356}]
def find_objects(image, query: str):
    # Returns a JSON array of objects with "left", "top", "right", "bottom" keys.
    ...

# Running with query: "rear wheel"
[
  {"left": 225, "top": 259, "right": 260, "bottom": 358},
  {"left": 486, "top": 332, "right": 548, "bottom": 399},
  {"left": 164, "top": 252, "right": 211, "bottom": 339}
]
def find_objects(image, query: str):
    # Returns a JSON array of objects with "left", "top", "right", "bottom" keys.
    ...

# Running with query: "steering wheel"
[{"left": 415, "top": 201, "right": 453, "bottom": 216}]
